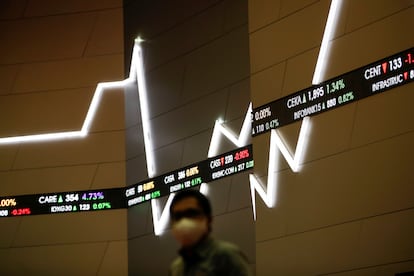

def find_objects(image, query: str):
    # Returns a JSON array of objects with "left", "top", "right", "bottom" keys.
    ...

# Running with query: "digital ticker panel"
[
  {"left": 252, "top": 47, "right": 414, "bottom": 136},
  {"left": 0, "top": 145, "right": 254, "bottom": 217},
  {"left": 0, "top": 188, "right": 125, "bottom": 218},
  {"left": 125, "top": 144, "right": 254, "bottom": 207}
]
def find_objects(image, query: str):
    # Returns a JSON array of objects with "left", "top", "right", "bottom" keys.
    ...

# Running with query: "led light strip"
[
  {"left": 248, "top": 0, "right": 342, "bottom": 218},
  {"left": 0, "top": 46, "right": 140, "bottom": 145},
  {"left": 312, "top": 0, "right": 343, "bottom": 85},
  {"left": 249, "top": 117, "right": 311, "bottom": 220},
  {"left": 207, "top": 103, "right": 252, "bottom": 158}
]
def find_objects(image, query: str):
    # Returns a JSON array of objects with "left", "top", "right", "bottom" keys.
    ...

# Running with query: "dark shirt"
[{"left": 169, "top": 236, "right": 251, "bottom": 276}]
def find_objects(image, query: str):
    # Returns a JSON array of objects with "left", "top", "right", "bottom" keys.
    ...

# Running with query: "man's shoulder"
[
  {"left": 211, "top": 239, "right": 243, "bottom": 256},
  {"left": 169, "top": 256, "right": 184, "bottom": 276}
]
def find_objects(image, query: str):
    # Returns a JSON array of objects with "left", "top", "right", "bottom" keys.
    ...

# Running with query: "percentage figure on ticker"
[{"left": 0, "top": 198, "right": 17, "bottom": 207}]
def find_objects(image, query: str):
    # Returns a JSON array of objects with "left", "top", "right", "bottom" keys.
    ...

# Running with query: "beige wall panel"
[
  {"left": 227, "top": 171, "right": 253, "bottom": 211},
  {"left": 0, "top": 145, "right": 18, "bottom": 170},
  {"left": 13, "top": 55, "right": 123, "bottom": 93},
  {"left": 255, "top": 131, "right": 414, "bottom": 241},
  {"left": 0, "top": 14, "right": 96, "bottom": 64},
  {"left": 128, "top": 231, "right": 177, "bottom": 275},
  {"left": 92, "top": 162, "right": 125, "bottom": 189},
  {"left": 326, "top": 260, "right": 414, "bottom": 275},
  {"left": 0, "top": 165, "right": 97, "bottom": 195},
  {"left": 375, "top": 261, "right": 414, "bottom": 276},
  {"left": 0, "top": 88, "right": 92, "bottom": 137},
  {"left": 249, "top": 0, "right": 330, "bottom": 74},
  {"left": 250, "top": 62, "right": 285, "bottom": 107},
  {"left": 256, "top": 221, "right": 361, "bottom": 275},
  {"left": 214, "top": 208, "right": 255, "bottom": 262},
  {"left": 146, "top": 58, "right": 186, "bottom": 117},
  {"left": 88, "top": 87, "right": 125, "bottom": 133},
  {"left": 124, "top": 83, "right": 141, "bottom": 128},
  {"left": 125, "top": 155, "right": 148, "bottom": 185},
  {"left": 279, "top": 0, "right": 321, "bottom": 18},
  {"left": 144, "top": 2, "right": 225, "bottom": 70},
  {"left": 12, "top": 210, "right": 126, "bottom": 246},
  {"left": 223, "top": 0, "right": 248, "bottom": 32},
  {"left": 152, "top": 141, "right": 185, "bottom": 175},
  {"left": 127, "top": 202, "right": 151, "bottom": 238},
  {"left": 345, "top": 0, "right": 414, "bottom": 33},
  {"left": 84, "top": 8, "right": 124, "bottom": 56},
  {"left": 3, "top": 242, "right": 108, "bottom": 275},
  {"left": 351, "top": 84, "right": 414, "bottom": 147},
  {"left": 0, "top": 217, "right": 21, "bottom": 247},
  {"left": 13, "top": 131, "right": 124, "bottom": 169},
  {"left": 283, "top": 48, "right": 319, "bottom": 95},
  {"left": 125, "top": 0, "right": 220, "bottom": 39},
  {"left": 24, "top": 0, "right": 121, "bottom": 16},
  {"left": 226, "top": 78, "right": 251, "bottom": 121},
  {"left": 356, "top": 209, "right": 414, "bottom": 268},
  {"left": 295, "top": 133, "right": 413, "bottom": 232},
  {"left": 248, "top": 0, "right": 281, "bottom": 33},
  {"left": 125, "top": 125, "right": 145, "bottom": 160},
  {"left": 288, "top": 103, "right": 355, "bottom": 163},
  {"left": 253, "top": 169, "right": 292, "bottom": 241},
  {"left": 97, "top": 240, "right": 128, "bottom": 276},
  {"left": 181, "top": 131, "right": 212, "bottom": 165},
  {"left": 0, "top": 0, "right": 126, "bottom": 274},
  {"left": 204, "top": 177, "right": 232, "bottom": 215},
  {"left": 251, "top": 132, "right": 272, "bottom": 177},
  {"left": 0, "top": 65, "right": 19, "bottom": 95},
  {"left": 181, "top": 26, "right": 249, "bottom": 102},
  {"left": 325, "top": 7, "right": 414, "bottom": 81},
  {"left": 151, "top": 90, "right": 228, "bottom": 149}
]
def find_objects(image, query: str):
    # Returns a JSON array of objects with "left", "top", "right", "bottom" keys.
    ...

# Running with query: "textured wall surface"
[
  {"left": 0, "top": 1, "right": 127, "bottom": 275},
  {"left": 124, "top": 0, "right": 255, "bottom": 275},
  {"left": 249, "top": 0, "right": 414, "bottom": 275}
]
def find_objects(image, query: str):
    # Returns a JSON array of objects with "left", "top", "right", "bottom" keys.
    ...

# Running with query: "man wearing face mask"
[{"left": 169, "top": 189, "right": 251, "bottom": 276}]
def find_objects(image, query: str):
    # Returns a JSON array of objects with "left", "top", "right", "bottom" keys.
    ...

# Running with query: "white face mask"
[{"left": 172, "top": 218, "right": 208, "bottom": 247}]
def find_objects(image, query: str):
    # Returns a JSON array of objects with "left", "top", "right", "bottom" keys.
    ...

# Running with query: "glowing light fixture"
[
  {"left": 151, "top": 193, "right": 175, "bottom": 236},
  {"left": 312, "top": 0, "right": 343, "bottom": 85},
  {"left": 207, "top": 103, "right": 252, "bottom": 157},
  {"left": 134, "top": 39, "right": 156, "bottom": 178},
  {"left": 249, "top": 117, "right": 311, "bottom": 220},
  {"left": 0, "top": 42, "right": 139, "bottom": 145},
  {"left": 272, "top": 116, "right": 311, "bottom": 172}
]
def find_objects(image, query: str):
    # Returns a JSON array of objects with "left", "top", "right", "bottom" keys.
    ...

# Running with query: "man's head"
[{"left": 169, "top": 189, "right": 212, "bottom": 248}]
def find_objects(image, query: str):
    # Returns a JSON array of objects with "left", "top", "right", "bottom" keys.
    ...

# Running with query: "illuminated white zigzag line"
[
  {"left": 150, "top": 103, "right": 253, "bottom": 235},
  {"left": 207, "top": 103, "right": 252, "bottom": 158},
  {"left": 249, "top": 116, "right": 311, "bottom": 220},
  {"left": 312, "top": 0, "right": 343, "bottom": 85},
  {"left": 0, "top": 40, "right": 143, "bottom": 145},
  {"left": 250, "top": 0, "right": 342, "bottom": 219}
]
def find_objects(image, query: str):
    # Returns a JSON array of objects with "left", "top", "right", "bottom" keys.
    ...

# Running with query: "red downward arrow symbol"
[
  {"left": 404, "top": 72, "right": 408, "bottom": 80},
  {"left": 382, "top": 62, "right": 387, "bottom": 73}
]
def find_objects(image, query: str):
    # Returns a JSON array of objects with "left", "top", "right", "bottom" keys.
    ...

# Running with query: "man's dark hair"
[{"left": 169, "top": 189, "right": 212, "bottom": 218}]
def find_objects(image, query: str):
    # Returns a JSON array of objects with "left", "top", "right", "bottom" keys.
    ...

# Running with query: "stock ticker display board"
[
  {"left": 252, "top": 47, "right": 414, "bottom": 136},
  {"left": 125, "top": 145, "right": 253, "bottom": 207},
  {"left": 1, "top": 47, "right": 413, "bottom": 218},
  {"left": 0, "top": 145, "right": 253, "bottom": 217},
  {"left": 0, "top": 188, "right": 126, "bottom": 217}
]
